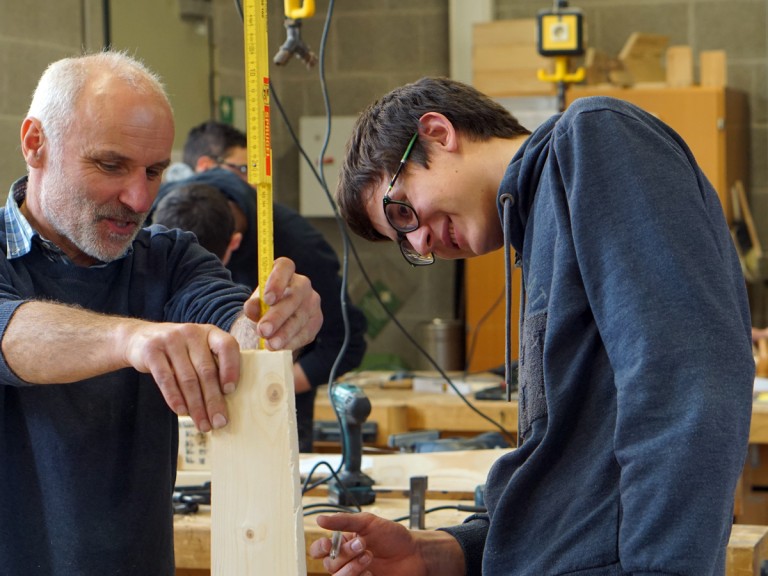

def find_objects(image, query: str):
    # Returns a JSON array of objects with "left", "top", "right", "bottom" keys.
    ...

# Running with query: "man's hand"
[
  {"left": 310, "top": 512, "right": 465, "bottom": 576},
  {"left": 236, "top": 257, "right": 323, "bottom": 351},
  {"left": 2, "top": 301, "right": 243, "bottom": 434},
  {"left": 122, "top": 320, "right": 240, "bottom": 433}
]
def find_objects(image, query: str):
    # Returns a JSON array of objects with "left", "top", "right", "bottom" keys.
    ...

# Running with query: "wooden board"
[
  {"left": 211, "top": 350, "right": 304, "bottom": 575},
  {"left": 666, "top": 45, "right": 693, "bottom": 87},
  {"left": 472, "top": 19, "right": 556, "bottom": 96},
  {"left": 727, "top": 524, "right": 768, "bottom": 576},
  {"left": 701, "top": 50, "right": 728, "bottom": 88},
  {"left": 618, "top": 32, "right": 669, "bottom": 84}
]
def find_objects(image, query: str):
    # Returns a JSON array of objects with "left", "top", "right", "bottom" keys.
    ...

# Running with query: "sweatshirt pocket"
[{"left": 519, "top": 311, "right": 547, "bottom": 441}]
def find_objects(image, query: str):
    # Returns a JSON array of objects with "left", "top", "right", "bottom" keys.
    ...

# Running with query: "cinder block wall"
[{"left": 251, "top": 0, "right": 458, "bottom": 370}]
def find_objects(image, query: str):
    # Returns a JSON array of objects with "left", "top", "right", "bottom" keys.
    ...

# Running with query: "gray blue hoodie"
[{"left": 443, "top": 96, "right": 754, "bottom": 575}]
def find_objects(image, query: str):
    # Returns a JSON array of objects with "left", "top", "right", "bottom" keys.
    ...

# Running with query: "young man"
[
  {"left": 165, "top": 121, "right": 368, "bottom": 453},
  {"left": 310, "top": 77, "right": 755, "bottom": 575},
  {"left": 0, "top": 51, "right": 322, "bottom": 574}
]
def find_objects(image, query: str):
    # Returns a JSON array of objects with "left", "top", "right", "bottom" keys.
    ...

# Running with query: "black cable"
[
  {"left": 390, "top": 504, "right": 487, "bottom": 523},
  {"left": 464, "top": 286, "right": 504, "bottom": 374},
  {"left": 302, "top": 502, "right": 357, "bottom": 515},
  {"left": 300, "top": 457, "right": 362, "bottom": 510}
]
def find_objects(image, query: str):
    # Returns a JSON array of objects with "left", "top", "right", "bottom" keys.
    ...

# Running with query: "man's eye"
[
  {"left": 98, "top": 162, "right": 120, "bottom": 172},
  {"left": 396, "top": 204, "right": 410, "bottom": 218},
  {"left": 146, "top": 168, "right": 164, "bottom": 181}
]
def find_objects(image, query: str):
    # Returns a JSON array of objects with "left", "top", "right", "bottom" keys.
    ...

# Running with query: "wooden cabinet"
[
  {"left": 565, "top": 86, "right": 749, "bottom": 223},
  {"left": 465, "top": 87, "right": 749, "bottom": 372}
]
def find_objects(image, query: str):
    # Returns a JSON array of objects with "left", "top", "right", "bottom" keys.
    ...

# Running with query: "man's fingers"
[
  {"left": 208, "top": 329, "right": 240, "bottom": 395},
  {"left": 130, "top": 323, "right": 241, "bottom": 433},
  {"left": 175, "top": 328, "right": 241, "bottom": 431},
  {"left": 316, "top": 512, "right": 373, "bottom": 534},
  {"left": 259, "top": 282, "right": 322, "bottom": 351},
  {"left": 261, "top": 257, "right": 296, "bottom": 304}
]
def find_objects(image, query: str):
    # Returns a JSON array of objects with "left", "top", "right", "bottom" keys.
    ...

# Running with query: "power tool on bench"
[{"left": 327, "top": 382, "right": 376, "bottom": 506}]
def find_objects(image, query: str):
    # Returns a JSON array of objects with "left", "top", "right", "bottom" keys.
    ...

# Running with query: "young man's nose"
[{"left": 406, "top": 226, "right": 432, "bottom": 256}]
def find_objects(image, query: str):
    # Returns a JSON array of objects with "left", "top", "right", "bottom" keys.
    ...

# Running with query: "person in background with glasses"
[
  {"left": 182, "top": 120, "right": 250, "bottom": 177},
  {"left": 155, "top": 121, "right": 367, "bottom": 453},
  {"left": 310, "top": 77, "right": 754, "bottom": 575}
]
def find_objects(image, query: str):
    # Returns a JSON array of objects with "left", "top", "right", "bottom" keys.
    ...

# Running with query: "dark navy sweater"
[{"left": 0, "top": 222, "right": 251, "bottom": 575}]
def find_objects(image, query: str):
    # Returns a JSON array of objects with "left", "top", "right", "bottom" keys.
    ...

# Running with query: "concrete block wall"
[{"left": 0, "top": 0, "right": 93, "bottom": 189}]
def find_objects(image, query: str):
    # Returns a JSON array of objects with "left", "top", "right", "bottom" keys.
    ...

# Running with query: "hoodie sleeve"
[{"left": 439, "top": 516, "right": 489, "bottom": 576}]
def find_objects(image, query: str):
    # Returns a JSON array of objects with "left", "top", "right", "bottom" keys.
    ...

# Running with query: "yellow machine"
[{"left": 536, "top": 0, "right": 586, "bottom": 110}]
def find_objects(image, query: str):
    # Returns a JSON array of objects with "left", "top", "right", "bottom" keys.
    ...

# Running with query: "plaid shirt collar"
[
  {"left": 4, "top": 176, "right": 129, "bottom": 266},
  {"left": 5, "top": 177, "right": 38, "bottom": 260}
]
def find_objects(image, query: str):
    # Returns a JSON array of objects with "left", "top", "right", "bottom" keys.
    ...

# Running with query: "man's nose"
[
  {"left": 120, "top": 171, "right": 154, "bottom": 213},
  {"left": 406, "top": 226, "right": 433, "bottom": 256}
]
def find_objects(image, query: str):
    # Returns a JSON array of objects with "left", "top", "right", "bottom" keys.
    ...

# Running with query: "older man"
[{"left": 0, "top": 51, "right": 321, "bottom": 574}]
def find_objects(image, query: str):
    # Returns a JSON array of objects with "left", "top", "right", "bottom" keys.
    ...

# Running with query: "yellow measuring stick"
[{"left": 242, "top": 0, "right": 274, "bottom": 348}]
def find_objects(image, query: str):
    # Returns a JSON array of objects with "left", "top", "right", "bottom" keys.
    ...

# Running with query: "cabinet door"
[
  {"left": 465, "top": 249, "right": 521, "bottom": 371},
  {"left": 565, "top": 86, "right": 748, "bottom": 223}
]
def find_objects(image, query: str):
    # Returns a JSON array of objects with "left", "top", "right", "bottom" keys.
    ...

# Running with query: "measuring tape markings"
[{"left": 243, "top": 0, "right": 274, "bottom": 344}]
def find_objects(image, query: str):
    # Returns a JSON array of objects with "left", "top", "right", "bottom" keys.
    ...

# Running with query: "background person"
[
  {"left": 152, "top": 181, "right": 242, "bottom": 264},
  {"left": 157, "top": 120, "right": 368, "bottom": 453}
]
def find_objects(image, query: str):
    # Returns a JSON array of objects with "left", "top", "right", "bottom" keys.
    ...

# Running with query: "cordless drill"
[{"left": 327, "top": 383, "right": 376, "bottom": 506}]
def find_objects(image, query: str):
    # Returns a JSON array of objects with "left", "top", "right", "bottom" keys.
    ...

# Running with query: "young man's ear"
[
  {"left": 417, "top": 112, "right": 459, "bottom": 152},
  {"left": 195, "top": 155, "right": 219, "bottom": 173},
  {"left": 20, "top": 117, "right": 46, "bottom": 168}
]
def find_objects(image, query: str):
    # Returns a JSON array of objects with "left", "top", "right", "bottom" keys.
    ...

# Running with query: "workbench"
[
  {"left": 314, "top": 373, "right": 768, "bottom": 528},
  {"left": 175, "top": 497, "right": 476, "bottom": 576},
  {"left": 173, "top": 448, "right": 768, "bottom": 576},
  {"left": 313, "top": 371, "right": 517, "bottom": 447},
  {"left": 316, "top": 372, "right": 768, "bottom": 447},
  {"left": 174, "top": 449, "right": 503, "bottom": 576},
  {"left": 171, "top": 375, "right": 768, "bottom": 574},
  {"left": 174, "top": 517, "right": 768, "bottom": 576}
]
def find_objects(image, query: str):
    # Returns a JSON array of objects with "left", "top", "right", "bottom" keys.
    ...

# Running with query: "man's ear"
[
  {"left": 20, "top": 117, "right": 46, "bottom": 168},
  {"left": 221, "top": 231, "right": 242, "bottom": 266},
  {"left": 195, "top": 155, "right": 219, "bottom": 173},
  {"left": 417, "top": 112, "right": 459, "bottom": 152}
]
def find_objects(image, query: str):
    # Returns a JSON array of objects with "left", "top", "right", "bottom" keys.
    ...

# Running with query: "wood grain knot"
[{"left": 266, "top": 381, "right": 283, "bottom": 405}]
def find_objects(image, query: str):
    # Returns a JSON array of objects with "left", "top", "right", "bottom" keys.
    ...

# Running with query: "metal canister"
[{"left": 417, "top": 318, "right": 465, "bottom": 371}]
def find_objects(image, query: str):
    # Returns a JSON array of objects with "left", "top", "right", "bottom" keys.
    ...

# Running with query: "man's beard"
[{"left": 40, "top": 159, "right": 147, "bottom": 263}]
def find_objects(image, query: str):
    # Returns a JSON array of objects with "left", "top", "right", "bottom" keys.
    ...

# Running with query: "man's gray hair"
[{"left": 27, "top": 50, "right": 171, "bottom": 147}]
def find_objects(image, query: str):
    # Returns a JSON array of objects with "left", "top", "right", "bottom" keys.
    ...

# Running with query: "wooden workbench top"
[{"left": 175, "top": 496, "right": 477, "bottom": 574}]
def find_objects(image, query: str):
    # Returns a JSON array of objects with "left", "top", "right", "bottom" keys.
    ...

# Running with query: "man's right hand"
[
  {"left": 310, "top": 512, "right": 466, "bottom": 576},
  {"left": 1, "top": 301, "right": 241, "bottom": 434},
  {"left": 122, "top": 320, "right": 241, "bottom": 433}
]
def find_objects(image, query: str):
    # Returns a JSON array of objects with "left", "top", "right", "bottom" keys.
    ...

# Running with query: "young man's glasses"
[
  {"left": 382, "top": 132, "right": 435, "bottom": 266},
  {"left": 217, "top": 158, "right": 248, "bottom": 176}
]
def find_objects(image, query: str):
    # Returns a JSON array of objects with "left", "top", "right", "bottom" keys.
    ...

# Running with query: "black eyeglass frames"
[{"left": 382, "top": 133, "right": 435, "bottom": 266}]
